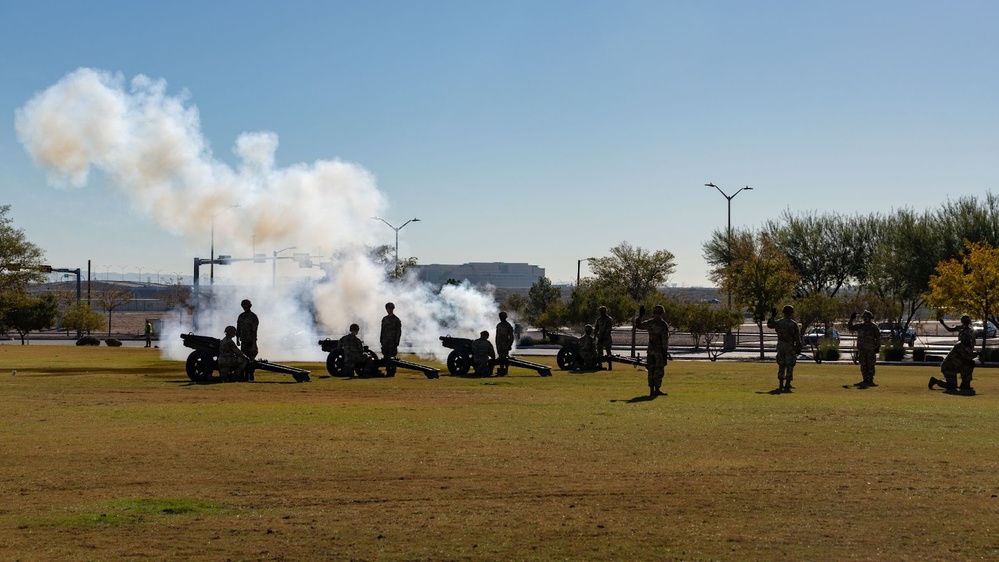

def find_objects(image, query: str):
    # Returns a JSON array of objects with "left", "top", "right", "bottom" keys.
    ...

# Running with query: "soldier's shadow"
[
  {"left": 756, "top": 388, "right": 787, "bottom": 395},
  {"left": 611, "top": 395, "right": 658, "bottom": 403}
]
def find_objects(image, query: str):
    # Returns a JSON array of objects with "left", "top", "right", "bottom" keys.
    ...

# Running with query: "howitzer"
[
  {"left": 318, "top": 339, "right": 440, "bottom": 379},
  {"left": 548, "top": 331, "right": 648, "bottom": 370},
  {"left": 439, "top": 335, "right": 552, "bottom": 377},
  {"left": 180, "top": 333, "right": 311, "bottom": 383}
]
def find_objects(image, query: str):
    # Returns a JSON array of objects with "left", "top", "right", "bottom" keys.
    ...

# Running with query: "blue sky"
[{"left": 2, "top": 0, "right": 997, "bottom": 287}]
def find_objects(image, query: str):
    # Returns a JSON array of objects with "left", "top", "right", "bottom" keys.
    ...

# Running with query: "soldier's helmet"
[
  {"left": 349, "top": 323, "right": 360, "bottom": 333},
  {"left": 499, "top": 311, "right": 507, "bottom": 320},
  {"left": 783, "top": 305, "right": 795, "bottom": 315},
  {"left": 225, "top": 325, "right": 236, "bottom": 335},
  {"left": 599, "top": 306, "right": 607, "bottom": 313},
  {"left": 480, "top": 330, "right": 490, "bottom": 338},
  {"left": 862, "top": 310, "right": 873, "bottom": 319},
  {"left": 385, "top": 302, "right": 395, "bottom": 311},
  {"left": 241, "top": 299, "right": 252, "bottom": 308},
  {"left": 584, "top": 324, "right": 593, "bottom": 334},
  {"left": 653, "top": 305, "right": 665, "bottom": 315},
  {"left": 961, "top": 315, "right": 972, "bottom": 325}
]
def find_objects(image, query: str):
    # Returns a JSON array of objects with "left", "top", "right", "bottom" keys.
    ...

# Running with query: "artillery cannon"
[
  {"left": 439, "top": 335, "right": 552, "bottom": 377},
  {"left": 548, "top": 331, "right": 648, "bottom": 371},
  {"left": 180, "top": 333, "right": 312, "bottom": 383},
  {"left": 318, "top": 339, "right": 440, "bottom": 379}
]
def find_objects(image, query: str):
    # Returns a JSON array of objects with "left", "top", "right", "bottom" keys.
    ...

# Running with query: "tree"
[
  {"left": 864, "top": 209, "right": 942, "bottom": 342},
  {"left": 677, "top": 301, "right": 742, "bottom": 355},
  {"left": 763, "top": 211, "right": 877, "bottom": 298},
  {"left": 0, "top": 204, "right": 46, "bottom": 295},
  {"left": 588, "top": 242, "right": 676, "bottom": 304},
  {"left": 61, "top": 302, "right": 106, "bottom": 336},
  {"left": 707, "top": 229, "right": 798, "bottom": 359},
  {"left": 503, "top": 293, "right": 527, "bottom": 317},
  {"left": 162, "top": 280, "right": 193, "bottom": 313},
  {"left": 525, "top": 276, "right": 562, "bottom": 331},
  {"left": 94, "top": 283, "right": 133, "bottom": 336},
  {"left": 563, "top": 280, "right": 634, "bottom": 331},
  {"left": 926, "top": 240, "right": 999, "bottom": 355},
  {"left": 935, "top": 193, "right": 999, "bottom": 261},
  {"left": 369, "top": 244, "right": 418, "bottom": 279},
  {"left": 1, "top": 293, "right": 57, "bottom": 344}
]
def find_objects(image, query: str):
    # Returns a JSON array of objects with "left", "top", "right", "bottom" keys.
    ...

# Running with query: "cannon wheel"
[
  {"left": 358, "top": 350, "right": 381, "bottom": 378},
  {"left": 326, "top": 350, "right": 345, "bottom": 376},
  {"left": 185, "top": 350, "right": 216, "bottom": 382},
  {"left": 556, "top": 347, "right": 576, "bottom": 370},
  {"left": 446, "top": 350, "right": 472, "bottom": 376}
]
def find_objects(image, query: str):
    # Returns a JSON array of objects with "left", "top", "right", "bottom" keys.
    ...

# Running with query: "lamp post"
[
  {"left": 705, "top": 183, "right": 753, "bottom": 309},
  {"left": 273, "top": 246, "right": 297, "bottom": 286},
  {"left": 577, "top": 257, "right": 596, "bottom": 286},
  {"left": 372, "top": 217, "right": 421, "bottom": 278},
  {"left": 103, "top": 265, "right": 112, "bottom": 282},
  {"left": 211, "top": 204, "right": 239, "bottom": 285}
]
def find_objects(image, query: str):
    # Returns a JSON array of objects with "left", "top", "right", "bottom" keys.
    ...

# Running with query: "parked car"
[
  {"left": 878, "top": 322, "right": 916, "bottom": 347},
  {"left": 803, "top": 327, "right": 840, "bottom": 346},
  {"left": 972, "top": 321, "right": 997, "bottom": 338}
]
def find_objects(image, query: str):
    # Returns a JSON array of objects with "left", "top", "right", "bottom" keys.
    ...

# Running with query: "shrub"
[
  {"left": 76, "top": 336, "right": 100, "bottom": 346},
  {"left": 881, "top": 345, "right": 905, "bottom": 362},
  {"left": 518, "top": 336, "right": 536, "bottom": 347},
  {"left": 985, "top": 348, "right": 999, "bottom": 362},
  {"left": 819, "top": 342, "right": 840, "bottom": 361},
  {"left": 913, "top": 347, "right": 927, "bottom": 362}
]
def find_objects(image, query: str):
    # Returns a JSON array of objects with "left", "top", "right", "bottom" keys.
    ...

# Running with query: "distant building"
[{"left": 415, "top": 262, "right": 545, "bottom": 289}]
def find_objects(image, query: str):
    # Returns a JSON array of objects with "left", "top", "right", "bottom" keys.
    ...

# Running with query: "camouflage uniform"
[
  {"left": 847, "top": 314, "right": 881, "bottom": 385},
  {"left": 218, "top": 332, "right": 248, "bottom": 382},
  {"left": 380, "top": 312, "right": 402, "bottom": 359},
  {"left": 636, "top": 309, "right": 670, "bottom": 394},
  {"left": 595, "top": 310, "right": 614, "bottom": 357},
  {"left": 767, "top": 310, "right": 802, "bottom": 390},
  {"left": 931, "top": 342, "right": 978, "bottom": 391},
  {"left": 576, "top": 329, "right": 597, "bottom": 370},
  {"left": 495, "top": 315, "right": 515, "bottom": 376},
  {"left": 236, "top": 304, "right": 259, "bottom": 381},
  {"left": 471, "top": 335, "right": 496, "bottom": 376},
  {"left": 339, "top": 331, "right": 369, "bottom": 377}
]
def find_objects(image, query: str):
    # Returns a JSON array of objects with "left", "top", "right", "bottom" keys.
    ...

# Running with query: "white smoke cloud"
[{"left": 15, "top": 68, "right": 500, "bottom": 366}]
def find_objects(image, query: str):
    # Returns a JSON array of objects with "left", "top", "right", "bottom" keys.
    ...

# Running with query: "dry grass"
[{"left": 1, "top": 346, "right": 998, "bottom": 560}]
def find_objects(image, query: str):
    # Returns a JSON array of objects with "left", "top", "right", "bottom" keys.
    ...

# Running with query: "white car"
[{"left": 972, "top": 321, "right": 997, "bottom": 338}]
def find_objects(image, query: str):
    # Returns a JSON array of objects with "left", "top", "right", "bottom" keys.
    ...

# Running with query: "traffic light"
[{"left": 217, "top": 255, "right": 231, "bottom": 265}]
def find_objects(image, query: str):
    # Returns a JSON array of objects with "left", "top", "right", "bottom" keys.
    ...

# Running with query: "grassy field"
[{"left": 1, "top": 346, "right": 997, "bottom": 561}]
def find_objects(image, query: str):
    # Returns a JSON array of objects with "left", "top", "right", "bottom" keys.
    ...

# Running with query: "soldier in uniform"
[
  {"left": 595, "top": 306, "right": 614, "bottom": 363},
  {"left": 635, "top": 305, "right": 669, "bottom": 397},
  {"left": 339, "top": 323, "right": 372, "bottom": 377},
  {"left": 471, "top": 330, "right": 496, "bottom": 376},
  {"left": 575, "top": 324, "right": 597, "bottom": 371},
  {"left": 847, "top": 310, "right": 881, "bottom": 387},
  {"left": 143, "top": 320, "right": 153, "bottom": 348},
  {"left": 218, "top": 325, "right": 251, "bottom": 382},
  {"left": 767, "top": 305, "right": 802, "bottom": 392},
  {"left": 495, "top": 311, "right": 515, "bottom": 376},
  {"left": 938, "top": 314, "right": 977, "bottom": 390},
  {"left": 236, "top": 299, "right": 259, "bottom": 382},
  {"left": 930, "top": 341, "right": 979, "bottom": 392},
  {"left": 380, "top": 302, "right": 402, "bottom": 359}
]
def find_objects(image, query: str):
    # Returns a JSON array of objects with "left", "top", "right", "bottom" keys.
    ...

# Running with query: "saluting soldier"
[
  {"left": 767, "top": 305, "right": 802, "bottom": 392},
  {"left": 635, "top": 305, "right": 670, "bottom": 397}
]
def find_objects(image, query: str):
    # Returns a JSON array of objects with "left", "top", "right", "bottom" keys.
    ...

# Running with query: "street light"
[
  {"left": 211, "top": 204, "right": 239, "bottom": 285},
  {"left": 103, "top": 265, "right": 112, "bottom": 282},
  {"left": 577, "top": 257, "right": 596, "bottom": 286},
  {"left": 372, "top": 217, "right": 421, "bottom": 278},
  {"left": 705, "top": 183, "right": 753, "bottom": 309},
  {"left": 273, "top": 246, "right": 297, "bottom": 286}
]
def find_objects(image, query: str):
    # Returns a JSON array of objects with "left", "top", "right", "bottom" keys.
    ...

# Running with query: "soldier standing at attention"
[
  {"left": 635, "top": 305, "right": 669, "bottom": 397},
  {"left": 236, "top": 299, "right": 259, "bottom": 382},
  {"left": 380, "top": 302, "right": 401, "bottom": 359},
  {"left": 847, "top": 310, "right": 881, "bottom": 387},
  {"left": 767, "top": 305, "right": 802, "bottom": 392},
  {"left": 595, "top": 306, "right": 614, "bottom": 362},
  {"left": 495, "top": 311, "right": 515, "bottom": 376},
  {"left": 471, "top": 330, "right": 496, "bottom": 376},
  {"left": 143, "top": 320, "right": 153, "bottom": 348}
]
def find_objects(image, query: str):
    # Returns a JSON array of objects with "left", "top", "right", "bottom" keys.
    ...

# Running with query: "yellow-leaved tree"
[{"left": 926, "top": 240, "right": 999, "bottom": 356}]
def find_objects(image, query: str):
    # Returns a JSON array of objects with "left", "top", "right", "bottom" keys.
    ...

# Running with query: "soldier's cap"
[
  {"left": 653, "top": 305, "right": 665, "bottom": 315},
  {"left": 499, "top": 311, "right": 507, "bottom": 319},
  {"left": 862, "top": 310, "right": 873, "bottom": 318},
  {"left": 349, "top": 323, "right": 359, "bottom": 332},
  {"left": 782, "top": 305, "right": 794, "bottom": 315},
  {"left": 241, "top": 299, "right": 251, "bottom": 307},
  {"left": 961, "top": 315, "right": 972, "bottom": 324},
  {"left": 225, "top": 325, "right": 236, "bottom": 333},
  {"left": 385, "top": 302, "right": 394, "bottom": 310},
  {"left": 480, "top": 330, "right": 490, "bottom": 338},
  {"left": 599, "top": 306, "right": 607, "bottom": 313},
  {"left": 584, "top": 324, "right": 593, "bottom": 332}
]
